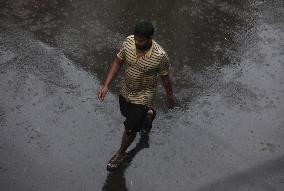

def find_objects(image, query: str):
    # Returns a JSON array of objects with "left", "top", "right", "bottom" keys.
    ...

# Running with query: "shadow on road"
[{"left": 102, "top": 133, "right": 150, "bottom": 191}]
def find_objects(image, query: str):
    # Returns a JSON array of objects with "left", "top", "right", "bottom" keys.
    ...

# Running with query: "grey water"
[{"left": 0, "top": 0, "right": 283, "bottom": 190}]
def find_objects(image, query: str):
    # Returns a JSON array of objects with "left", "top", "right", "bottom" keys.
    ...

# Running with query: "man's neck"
[{"left": 136, "top": 41, "right": 152, "bottom": 54}]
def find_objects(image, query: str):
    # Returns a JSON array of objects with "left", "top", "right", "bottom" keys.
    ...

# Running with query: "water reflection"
[
  {"left": 1, "top": 0, "right": 250, "bottom": 103},
  {"left": 1, "top": 1, "right": 276, "bottom": 191},
  {"left": 102, "top": 133, "right": 150, "bottom": 191},
  {"left": 84, "top": 0, "right": 250, "bottom": 106}
]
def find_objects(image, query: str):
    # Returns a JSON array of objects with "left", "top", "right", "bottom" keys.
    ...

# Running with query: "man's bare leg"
[
  {"left": 107, "top": 130, "right": 137, "bottom": 170},
  {"left": 117, "top": 108, "right": 155, "bottom": 155},
  {"left": 117, "top": 130, "right": 137, "bottom": 156},
  {"left": 142, "top": 108, "right": 156, "bottom": 134},
  {"left": 107, "top": 109, "right": 155, "bottom": 170}
]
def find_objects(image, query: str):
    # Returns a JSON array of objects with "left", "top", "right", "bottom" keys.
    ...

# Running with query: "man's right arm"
[{"left": 98, "top": 57, "right": 124, "bottom": 102}]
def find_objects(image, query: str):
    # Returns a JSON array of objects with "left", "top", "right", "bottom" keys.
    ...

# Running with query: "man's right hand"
[
  {"left": 98, "top": 86, "right": 109, "bottom": 102},
  {"left": 97, "top": 57, "right": 124, "bottom": 102}
]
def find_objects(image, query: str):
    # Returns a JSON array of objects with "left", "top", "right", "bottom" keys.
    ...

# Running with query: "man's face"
[{"left": 134, "top": 35, "right": 152, "bottom": 51}]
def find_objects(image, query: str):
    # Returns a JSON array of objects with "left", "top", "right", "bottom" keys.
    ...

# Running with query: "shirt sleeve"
[
  {"left": 116, "top": 39, "right": 127, "bottom": 61},
  {"left": 158, "top": 53, "right": 170, "bottom": 76}
]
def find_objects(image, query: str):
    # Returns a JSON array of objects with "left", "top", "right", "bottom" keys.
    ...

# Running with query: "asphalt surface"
[{"left": 0, "top": 0, "right": 284, "bottom": 191}]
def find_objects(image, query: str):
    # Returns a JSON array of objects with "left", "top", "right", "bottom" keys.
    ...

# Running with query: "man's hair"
[{"left": 134, "top": 22, "right": 154, "bottom": 39}]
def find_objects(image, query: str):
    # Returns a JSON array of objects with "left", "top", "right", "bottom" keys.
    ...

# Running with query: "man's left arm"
[
  {"left": 161, "top": 74, "right": 176, "bottom": 109},
  {"left": 158, "top": 53, "right": 176, "bottom": 109}
]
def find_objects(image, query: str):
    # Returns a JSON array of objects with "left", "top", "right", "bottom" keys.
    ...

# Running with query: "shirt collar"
[{"left": 145, "top": 41, "right": 154, "bottom": 58}]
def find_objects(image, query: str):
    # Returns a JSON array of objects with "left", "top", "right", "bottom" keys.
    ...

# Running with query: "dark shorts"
[{"left": 119, "top": 95, "right": 149, "bottom": 133}]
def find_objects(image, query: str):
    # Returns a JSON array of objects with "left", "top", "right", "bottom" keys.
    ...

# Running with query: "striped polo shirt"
[{"left": 117, "top": 35, "right": 170, "bottom": 107}]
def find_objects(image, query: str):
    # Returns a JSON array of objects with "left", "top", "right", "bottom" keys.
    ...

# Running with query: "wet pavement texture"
[{"left": 0, "top": 0, "right": 284, "bottom": 191}]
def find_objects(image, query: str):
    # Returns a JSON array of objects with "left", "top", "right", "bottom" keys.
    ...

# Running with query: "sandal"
[{"left": 106, "top": 153, "right": 126, "bottom": 171}]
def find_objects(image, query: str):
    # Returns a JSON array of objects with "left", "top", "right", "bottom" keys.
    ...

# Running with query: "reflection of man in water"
[{"left": 98, "top": 22, "right": 175, "bottom": 171}]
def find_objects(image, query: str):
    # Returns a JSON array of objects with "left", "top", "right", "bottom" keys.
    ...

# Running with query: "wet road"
[{"left": 0, "top": 0, "right": 284, "bottom": 190}]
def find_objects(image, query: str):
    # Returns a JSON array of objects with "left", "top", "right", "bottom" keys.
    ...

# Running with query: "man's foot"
[
  {"left": 106, "top": 153, "right": 126, "bottom": 171},
  {"left": 141, "top": 108, "right": 156, "bottom": 135}
]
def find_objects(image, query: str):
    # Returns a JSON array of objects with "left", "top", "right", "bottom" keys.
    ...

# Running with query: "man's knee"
[{"left": 125, "top": 128, "right": 137, "bottom": 135}]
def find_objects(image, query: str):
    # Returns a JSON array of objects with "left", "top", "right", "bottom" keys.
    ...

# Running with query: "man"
[{"left": 98, "top": 22, "right": 176, "bottom": 171}]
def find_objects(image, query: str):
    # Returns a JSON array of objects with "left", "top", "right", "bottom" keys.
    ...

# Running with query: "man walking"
[{"left": 98, "top": 22, "right": 175, "bottom": 171}]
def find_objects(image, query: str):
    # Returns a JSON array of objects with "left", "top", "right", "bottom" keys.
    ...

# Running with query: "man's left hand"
[{"left": 165, "top": 95, "right": 176, "bottom": 109}]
